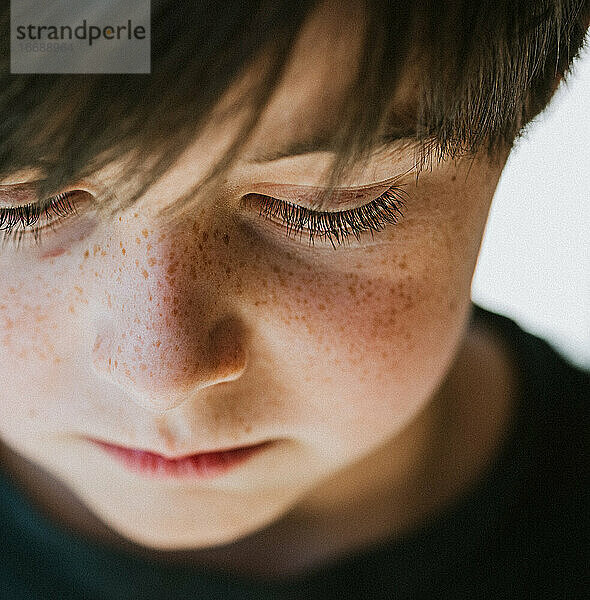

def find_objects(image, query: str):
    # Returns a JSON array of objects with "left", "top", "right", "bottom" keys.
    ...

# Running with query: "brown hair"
[{"left": 1, "top": 0, "right": 589, "bottom": 220}]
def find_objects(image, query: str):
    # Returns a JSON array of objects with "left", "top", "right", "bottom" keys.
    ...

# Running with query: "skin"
[{"left": 0, "top": 0, "right": 521, "bottom": 580}]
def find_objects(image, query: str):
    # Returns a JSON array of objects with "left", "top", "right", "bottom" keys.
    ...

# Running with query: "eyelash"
[
  {"left": 0, "top": 184, "right": 407, "bottom": 251},
  {"left": 0, "top": 191, "right": 79, "bottom": 249},
  {"left": 252, "top": 184, "right": 407, "bottom": 248}
]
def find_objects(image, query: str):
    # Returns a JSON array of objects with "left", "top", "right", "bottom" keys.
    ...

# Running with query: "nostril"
[
  {"left": 207, "top": 316, "right": 248, "bottom": 384},
  {"left": 89, "top": 313, "right": 248, "bottom": 411}
]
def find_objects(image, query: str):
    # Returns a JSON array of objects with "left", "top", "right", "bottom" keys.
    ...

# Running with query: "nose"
[{"left": 89, "top": 224, "right": 248, "bottom": 413}]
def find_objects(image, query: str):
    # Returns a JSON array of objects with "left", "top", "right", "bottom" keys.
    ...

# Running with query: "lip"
[{"left": 87, "top": 438, "right": 273, "bottom": 479}]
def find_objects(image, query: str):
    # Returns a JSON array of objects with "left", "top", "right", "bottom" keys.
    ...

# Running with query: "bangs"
[{"left": 0, "top": 0, "right": 588, "bottom": 218}]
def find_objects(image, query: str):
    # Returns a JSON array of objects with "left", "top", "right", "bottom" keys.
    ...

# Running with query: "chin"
[
  {"left": 109, "top": 508, "right": 283, "bottom": 552},
  {"left": 116, "top": 524, "right": 248, "bottom": 552}
]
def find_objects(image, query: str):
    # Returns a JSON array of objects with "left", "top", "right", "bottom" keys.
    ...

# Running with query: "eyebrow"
[{"left": 246, "top": 128, "right": 418, "bottom": 164}]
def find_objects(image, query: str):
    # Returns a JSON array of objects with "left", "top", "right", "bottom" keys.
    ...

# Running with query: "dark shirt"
[{"left": 1, "top": 304, "right": 588, "bottom": 599}]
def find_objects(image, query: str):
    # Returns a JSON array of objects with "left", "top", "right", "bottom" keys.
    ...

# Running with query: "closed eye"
[
  {"left": 0, "top": 190, "right": 92, "bottom": 250},
  {"left": 242, "top": 184, "right": 407, "bottom": 248}
]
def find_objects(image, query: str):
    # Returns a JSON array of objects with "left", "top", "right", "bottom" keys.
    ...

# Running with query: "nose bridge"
[{"left": 89, "top": 219, "right": 247, "bottom": 412}]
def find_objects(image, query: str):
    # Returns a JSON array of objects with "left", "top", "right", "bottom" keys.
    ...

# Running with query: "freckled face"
[{"left": 0, "top": 1, "right": 508, "bottom": 549}]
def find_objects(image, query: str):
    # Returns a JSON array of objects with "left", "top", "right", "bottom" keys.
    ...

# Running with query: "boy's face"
[{"left": 0, "top": 1, "right": 509, "bottom": 549}]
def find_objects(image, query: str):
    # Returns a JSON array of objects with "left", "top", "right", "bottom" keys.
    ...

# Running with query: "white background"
[{"left": 472, "top": 35, "right": 590, "bottom": 369}]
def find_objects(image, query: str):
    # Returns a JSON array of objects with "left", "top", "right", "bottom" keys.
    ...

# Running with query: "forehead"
[
  {"left": 201, "top": 0, "right": 417, "bottom": 166},
  {"left": 241, "top": 0, "right": 366, "bottom": 159},
  {"left": 72, "top": 0, "right": 423, "bottom": 211}
]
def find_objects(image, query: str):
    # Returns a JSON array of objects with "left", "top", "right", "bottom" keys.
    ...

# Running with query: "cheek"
[
  {"left": 0, "top": 263, "right": 86, "bottom": 445},
  {"left": 241, "top": 265, "right": 457, "bottom": 459},
  {"left": 246, "top": 203, "right": 482, "bottom": 458}
]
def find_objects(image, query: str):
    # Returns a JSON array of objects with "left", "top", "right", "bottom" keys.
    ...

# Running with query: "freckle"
[
  {"left": 95, "top": 271, "right": 99, "bottom": 277},
  {"left": 318, "top": 303, "right": 326, "bottom": 310},
  {"left": 83, "top": 250, "right": 89, "bottom": 259},
  {"left": 142, "top": 269, "right": 148, "bottom": 279},
  {"left": 149, "top": 294, "right": 152, "bottom": 301},
  {"left": 133, "top": 212, "right": 138, "bottom": 218},
  {"left": 142, "top": 229, "right": 148, "bottom": 238},
  {"left": 148, "top": 257, "right": 156, "bottom": 266},
  {"left": 140, "top": 363, "right": 147, "bottom": 371},
  {"left": 136, "top": 237, "right": 141, "bottom": 244},
  {"left": 158, "top": 233, "right": 166, "bottom": 242},
  {"left": 147, "top": 244, "right": 152, "bottom": 251},
  {"left": 108, "top": 357, "right": 111, "bottom": 367},
  {"left": 93, "top": 245, "right": 100, "bottom": 256},
  {"left": 119, "top": 216, "right": 122, "bottom": 222},
  {"left": 451, "top": 175, "right": 456, "bottom": 181},
  {"left": 101, "top": 250, "right": 106, "bottom": 256},
  {"left": 135, "top": 259, "right": 139, "bottom": 267},
  {"left": 121, "top": 248, "right": 126, "bottom": 255},
  {"left": 154, "top": 340, "right": 161, "bottom": 348},
  {"left": 114, "top": 360, "right": 118, "bottom": 368},
  {"left": 117, "top": 345, "right": 122, "bottom": 353}
]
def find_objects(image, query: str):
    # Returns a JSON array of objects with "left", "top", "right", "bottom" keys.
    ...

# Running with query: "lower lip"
[{"left": 88, "top": 439, "right": 272, "bottom": 479}]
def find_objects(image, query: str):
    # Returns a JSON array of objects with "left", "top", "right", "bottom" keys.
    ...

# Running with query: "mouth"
[{"left": 86, "top": 437, "right": 274, "bottom": 479}]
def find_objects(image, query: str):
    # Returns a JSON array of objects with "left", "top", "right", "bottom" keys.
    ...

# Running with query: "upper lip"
[{"left": 86, "top": 437, "right": 270, "bottom": 460}]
